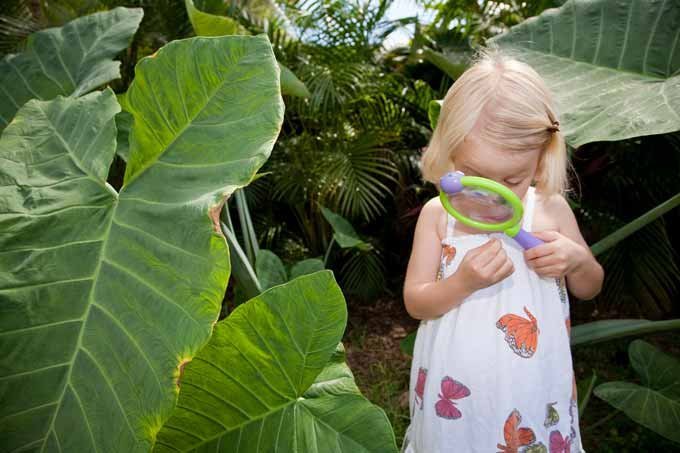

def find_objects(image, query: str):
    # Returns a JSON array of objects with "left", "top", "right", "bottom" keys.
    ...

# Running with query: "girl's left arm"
[{"left": 526, "top": 194, "right": 604, "bottom": 300}]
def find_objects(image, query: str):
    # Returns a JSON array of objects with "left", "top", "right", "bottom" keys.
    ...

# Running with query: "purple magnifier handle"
[{"left": 513, "top": 228, "right": 544, "bottom": 250}]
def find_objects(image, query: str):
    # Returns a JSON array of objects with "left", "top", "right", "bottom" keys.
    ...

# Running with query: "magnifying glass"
[{"left": 439, "top": 171, "right": 544, "bottom": 250}]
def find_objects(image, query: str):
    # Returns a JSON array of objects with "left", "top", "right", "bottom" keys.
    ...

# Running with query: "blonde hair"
[{"left": 420, "top": 45, "right": 572, "bottom": 196}]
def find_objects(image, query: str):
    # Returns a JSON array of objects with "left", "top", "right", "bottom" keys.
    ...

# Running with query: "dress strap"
[
  {"left": 445, "top": 210, "right": 456, "bottom": 238},
  {"left": 522, "top": 186, "right": 536, "bottom": 232}
]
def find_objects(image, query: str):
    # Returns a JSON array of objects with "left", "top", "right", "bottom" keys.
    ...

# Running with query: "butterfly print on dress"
[
  {"left": 442, "top": 244, "right": 456, "bottom": 265},
  {"left": 568, "top": 397, "right": 578, "bottom": 441},
  {"left": 524, "top": 443, "right": 548, "bottom": 453},
  {"left": 549, "top": 430, "right": 572, "bottom": 453},
  {"left": 414, "top": 367, "right": 427, "bottom": 410},
  {"left": 496, "top": 306, "right": 540, "bottom": 358},
  {"left": 496, "top": 409, "right": 536, "bottom": 453},
  {"left": 565, "top": 318, "right": 571, "bottom": 339},
  {"left": 544, "top": 401, "right": 559, "bottom": 428},
  {"left": 555, "top": 277, "right": 567, "bottom": 304},
  {"left": 434, "top": 376, "right": 470, "bottom": 419}
]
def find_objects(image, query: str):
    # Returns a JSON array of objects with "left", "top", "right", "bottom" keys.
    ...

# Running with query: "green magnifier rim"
[{"left": 439, "top": 175, "right": 524, "bottom": 235}]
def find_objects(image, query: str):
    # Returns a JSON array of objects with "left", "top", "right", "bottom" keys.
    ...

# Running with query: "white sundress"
[{"left": 402, "top": 186, "right": 585, "bottom": 453}]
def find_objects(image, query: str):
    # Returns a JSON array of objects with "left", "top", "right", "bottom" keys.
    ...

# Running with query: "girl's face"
[{"left": 452, "top": 133, "right": 541, "bottom": 201}]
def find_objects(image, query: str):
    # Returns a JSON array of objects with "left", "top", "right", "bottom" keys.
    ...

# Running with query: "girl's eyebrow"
[
  {"left": 460, "top": 164, "right": 482, "bottom": 176},
  {"left": 461, "top": 164, "right": 527, "bottom": 180}
]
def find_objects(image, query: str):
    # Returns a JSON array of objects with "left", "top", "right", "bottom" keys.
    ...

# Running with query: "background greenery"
[{"left": 1, "top": 0, "right": 679, "bottom": 450}]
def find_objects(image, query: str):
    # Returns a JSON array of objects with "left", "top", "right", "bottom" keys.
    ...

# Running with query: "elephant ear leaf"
[
  {"left": 594, "top": 340, "right": 680, "bottom": 443},
  {"left": 184, "top": 0, "right": 310, "bottom": 98},
  {"left": 0, "top": 7, "right": 144, "bottom": 134},
  {"left": 256, "top": 249, "right": 288, "bottom": 290},
  {"left": 0, "top": 34, "right": 283, "bottom": 452},
  {"left": 491, "top": 0, "right": 680, "bottom": 147},
  {"left": 185, "top": 0, "right": 248, "bottom": 36},
  {"left": 154, "top": 271, "right": 397, "bottom": 452}
]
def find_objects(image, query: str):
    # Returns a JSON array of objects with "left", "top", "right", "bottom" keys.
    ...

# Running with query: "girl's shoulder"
[
  {"left": 531, "top": 189, "right": 572, "bottom": 233},
  {"left": 420, "top": 195, "right": 448, "bottom": 242}
]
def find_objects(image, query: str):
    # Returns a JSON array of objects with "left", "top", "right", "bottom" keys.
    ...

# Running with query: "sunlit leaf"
[
  {"left": 491, "top": 0, "right": 680, "bottom": 147},
  {"left": 153, "top": 271, "right": 397, "bottom": 452},
  {"left": 0, "top": 7, "right": 143, "bottom": 133},
  {"left": 0, "top": 34, "right": 283, "bottom": 451}
]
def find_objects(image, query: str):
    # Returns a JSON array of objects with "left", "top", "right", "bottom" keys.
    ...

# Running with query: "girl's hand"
[
  {"left": 456, "top": 238, "right": 515, "bottom": 292},
  {"left": 523, "top": 230, "right": 589, "bottom": 278}
]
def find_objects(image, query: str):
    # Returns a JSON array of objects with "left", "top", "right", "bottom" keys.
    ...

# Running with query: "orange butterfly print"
[
  {"left": 497, "top": 409, "right": 536, "bottom": 453},
  {"left": 496, "top": 306, "right": 539, "bottom": 358},
  {"left": 442, "top": 244, "right": 456, "bottom": 265}
]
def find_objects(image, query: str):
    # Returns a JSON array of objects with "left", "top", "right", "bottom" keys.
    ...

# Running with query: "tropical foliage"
[
  {"left": 1, "top": 0, "right": 679, "bottom": 450},
  {"left": 0, "top": 10, "right": 396, "bottom": 451},
  {"left": 593, "top": 340, "right": 680, "bottom": 444}
]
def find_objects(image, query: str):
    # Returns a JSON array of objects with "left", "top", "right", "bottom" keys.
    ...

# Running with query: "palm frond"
[
  {"left": 0, "top": 0, "right": 44, "bottom": 56},
  {"left": 595, "top": 219, "right": 679, "bottom": 317},
  {"left": 339, "top": 246, "right": 386, "bottom": 300},
  {"left": 292, "top": 0, "right": 396, "bottom": 53},
  {"left": 287, "top": 58, "right": 377, "bottom": 125},
  {"left": 321, "top": 133, "right": 400, "bottom": 222}
]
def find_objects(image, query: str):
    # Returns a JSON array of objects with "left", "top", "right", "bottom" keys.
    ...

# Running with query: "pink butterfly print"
[
  {"left": 434, "top": 376, "right": 470, "bottom": 419},
  {"left": 549, "top": 430, "right": 572, "bottom": 453},
  {"left": 414, "top": 367, "right": 427, "bottom": 409}
]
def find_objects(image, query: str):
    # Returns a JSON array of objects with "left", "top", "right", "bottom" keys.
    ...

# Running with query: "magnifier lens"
[{"left": 449, "top": 186, "right": 514, "bottom": 225}]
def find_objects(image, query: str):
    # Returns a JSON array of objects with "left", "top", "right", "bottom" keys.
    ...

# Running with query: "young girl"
[{"left": 401, "top": 47, "right": 604, "bottom": 453}]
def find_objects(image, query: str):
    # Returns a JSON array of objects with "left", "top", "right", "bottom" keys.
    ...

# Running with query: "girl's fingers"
[
  {"left": 524, "top": 242, "right": 554, "bottom": 260},
  {"left": 476, "top": 239, "right": 503, "bottom": 267},
  {"left": 532, "top": 230, "right": 561, "bottom": 242},
  {"left": 482, "top": 245, "right": 508, "bottom": 271},
  {"left": 527, "top": 255, "right": 559, "bottom": 269},
  {"left": 492, "top": 258, "right": 514, "bottom": 281},
  {"left": 533, "top": 265, "right": 561, "bottom": 277}
]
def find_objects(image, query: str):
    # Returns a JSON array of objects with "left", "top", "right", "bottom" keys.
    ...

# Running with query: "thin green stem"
[{"left": 323, "top": 237, "right": 335, "bottom": 267}]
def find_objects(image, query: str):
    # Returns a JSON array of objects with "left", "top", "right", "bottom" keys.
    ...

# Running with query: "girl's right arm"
[{"left": 403, "top": 198, "right": 514, "bottom": 321}]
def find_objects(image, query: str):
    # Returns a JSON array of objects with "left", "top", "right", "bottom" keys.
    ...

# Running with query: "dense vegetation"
[{"left": 1, "top": 0, "right": 679, "bottom": 451}]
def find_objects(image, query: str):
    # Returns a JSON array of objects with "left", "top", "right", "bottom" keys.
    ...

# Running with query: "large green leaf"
[
  {"left": 320, "top": 206, "right": 373, "bottom": 251},
  {"left": 185, "top": 0, "right": 248, "bottom": 36},
  {"left": 153, "top": 271, "right": 397, "bottom": 452},
  {"left": 115, "top": 109, "right": 133, "bottom": 162},
  {"left": 184, "top": 0, "right": 310, "bottom": 98},
  {"left": 0, "top": 7, "right": 143, "bottom": 133},
  {"left": 0, "top": 34, "right": 284, "bottom": 452},
  {"left": 570, "top": 318, "right": 680, "bottom": 346},
  {"left": 289, "top": 258, "right": 325, "bottom": 279},
  {"left": 279, "top": 63, "right": 313, "bottom": 100},
  {"left": 490, "top": 0, "right": 680, "bottom": 147},
  {"left": 255, "top": 249, "right": 288, "bottom": 290},
  {"left": 595, "top": 340, "right": 680, "bottom": 443},
  {"left": 422, "top": 48, "right": 469, "bottom": 80}
]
